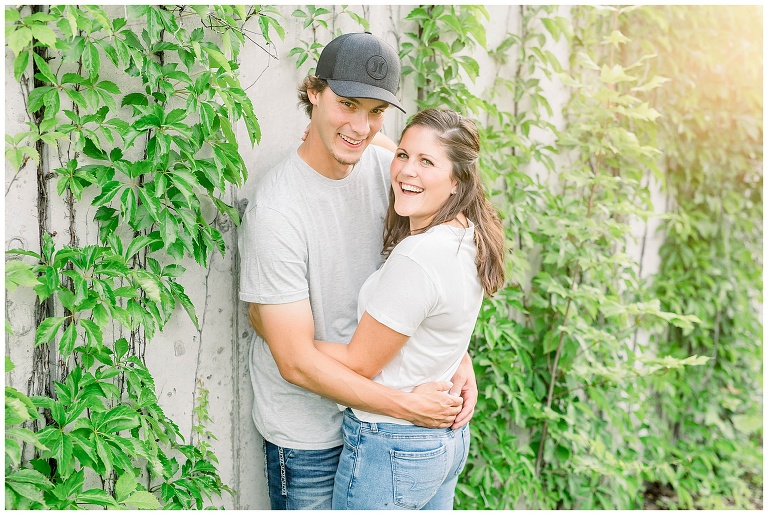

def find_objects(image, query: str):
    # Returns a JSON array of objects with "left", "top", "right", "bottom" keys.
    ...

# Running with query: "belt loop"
[{"left": 369, "top": 422, "right": 378, "bottom": 433}]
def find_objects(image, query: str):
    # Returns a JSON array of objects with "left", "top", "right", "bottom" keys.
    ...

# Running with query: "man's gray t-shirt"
[{"left": 238, "top": 146, "right": 392, "bottom": 449}]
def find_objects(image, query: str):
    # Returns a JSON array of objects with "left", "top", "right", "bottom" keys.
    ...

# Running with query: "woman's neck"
[{"left": 409, "top": 212, "right": 468, "bottom": 234}]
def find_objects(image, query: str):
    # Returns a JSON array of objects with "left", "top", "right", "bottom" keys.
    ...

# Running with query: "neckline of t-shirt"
[{"left": 428, "top": 218, "right": 475, "bottom": 235}]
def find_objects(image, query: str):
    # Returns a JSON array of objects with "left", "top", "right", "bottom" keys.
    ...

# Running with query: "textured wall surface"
[{"left": 4, "top": 5, "right": 664, "bottom": 509}]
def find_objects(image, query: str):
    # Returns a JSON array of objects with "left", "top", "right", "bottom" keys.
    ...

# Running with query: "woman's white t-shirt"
[{"left": 351, "top": 221, "right": 484, "bottom": 425}]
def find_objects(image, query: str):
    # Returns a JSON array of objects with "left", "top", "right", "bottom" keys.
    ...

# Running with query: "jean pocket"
[{"left": 391, "top": 444, "right": 449, "bottom": 509}]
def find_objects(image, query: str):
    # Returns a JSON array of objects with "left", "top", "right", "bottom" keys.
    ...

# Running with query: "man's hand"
[
  {"left": 408, "top": 381, "right": 463, "bottom": 428},
  {"left": 449, "top": 353, "right": 478, "bottom": 429}
]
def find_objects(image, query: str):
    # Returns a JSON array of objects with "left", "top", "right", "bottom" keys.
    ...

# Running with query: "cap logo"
[{"left": 366, "top": 55, "right": 388, "bottom": 80}]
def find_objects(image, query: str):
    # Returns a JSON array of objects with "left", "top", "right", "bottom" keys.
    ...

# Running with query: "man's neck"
[{"left": 297, "top": 134, "right": 354, "bottom": 181}]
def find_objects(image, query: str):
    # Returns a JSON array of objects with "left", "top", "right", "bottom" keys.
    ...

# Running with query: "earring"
[{"left": 450, "top": 191, "right": 457, "bottom": 195}]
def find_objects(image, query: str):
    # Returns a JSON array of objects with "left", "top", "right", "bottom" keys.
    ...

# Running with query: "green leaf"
[
  {"left": 82, "top": 41, "right": 101, "bottom": 78},
  {"left": 34, "top": 316, "right": 66, "bottom": 347},
  {"left": 5, "top": 395, "right": 34, "bottom": 426},
  {"left": 60, "top": 72, "right": 85, "bottom": 85},
  {"left": 77, "top": 489, "right": 118, "bottom": 507},
  {"left": 58, "top": 322, "right": 77, "bottom": 356},
  {"left": 6, "top": 7, "right": 21, "bottom": 23},
  {"left": 39, "top": 428, "right": 74, "bottom": 476},
  {"left": 600, "top": 63, "right": 635, "bottom": 84},
  {"left": 63, "top": 87, "right": 87, "bottom": 109},
  {"left": 6, "top": 427, "right": 48, "bottom": 452},
  {"left": 95, "top": 435, "right": 113, "bottom": 474},
  {"left": 6, "top": 479, "right": 46, "bottom": 505},
  {"left": 96, "top": 80, "right": 121, "bottom": 94},
  {"left": 91, "top": 303, "right": 109, "bottom": 326},
  {"left": 27, "top": 86, "right": 54, "bottom": 113},
  {"left": 164, "top": 108, "right": 186, "bottom": 124},
  {"left": 114, "top": 338, "right": 129, "bottom": 360},
  {"left": 169, "top": 282, "right": 198, "bottom": 329},
  {"left": 8, "top": 26, "right": 32, "bottom": 56},
  {"left": 732, "top": 414, "right": 762, "bottom": 435},
  {"left": 133, "top": 271, "right": 161, "bottom": 303},
  {"left": 83, "top": 137, "right": 108, "bottom": 160},
  {"left": 203, "top": 46, "right": 231, "bottom": 72},
  {"left": 115, "top": 471, "right": 137, "bottom": 502},
  {"left": 121, "top": 92, "right": 149, "bottom": 107},
  {"left": 5, "top": 468, "right": 54, "bottom": 489},
  {"left": 5, "top": 437, "right": 22, "bottom": 467},
  {"left": 124, "top": 235, "right": 154, "bottom": 261},
  {"left": 124, "top": 490, "right": 161, "bottom": 510},
  {"left": 30, "top": 23, "right": 57, "bottom": 47},
  {"left": 99, "top": 405, "right": 140, "bottom": 433},
  {"left": 13, "top": 50, "right": 30, "bottom": 81},
  {"left": 80, "top": 318, "right": 103, "bottom": 347},
  {"left": 212, "top": 196, "right": 240, "bottom": 225},
  {"left": 5, "top": 259, "right": 39, "bottom": 292}
]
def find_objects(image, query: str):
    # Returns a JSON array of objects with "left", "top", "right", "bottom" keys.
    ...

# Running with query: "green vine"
[
  {"left": 288, "top": 5, "right": 370, "bottom": 73},
  {"left": 4, "top": 5, "right": 283, "bottom": 509},
  {"left": 397, "top": 5, "right": 709, "bottom": 509},
  {"left": 637, "top": 5, "right": 763, "bottom": 509}
]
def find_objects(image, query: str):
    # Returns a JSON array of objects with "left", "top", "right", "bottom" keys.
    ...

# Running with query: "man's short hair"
[{"left": 297, "top": 75, "right": 329, "bottom": 119}]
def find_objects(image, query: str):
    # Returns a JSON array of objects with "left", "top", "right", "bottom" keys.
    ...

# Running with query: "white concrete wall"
[{"left": 4, "top": 5, "right": 663, "bottom": 510}]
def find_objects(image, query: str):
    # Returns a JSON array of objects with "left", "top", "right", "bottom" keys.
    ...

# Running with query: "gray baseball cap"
[{"left": 316, "top": 32, "right": 405, "bottom": 113}]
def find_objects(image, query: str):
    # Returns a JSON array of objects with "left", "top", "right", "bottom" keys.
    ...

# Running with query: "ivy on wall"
[
  {"left": 4, "top": 5, "right": 282, "bottom": 509},
  {"left": 636, "top": 5, "right": 763, "bottom": 509},
  {"left": 385, "top": 4, "right": 761, "bottom": 510}
]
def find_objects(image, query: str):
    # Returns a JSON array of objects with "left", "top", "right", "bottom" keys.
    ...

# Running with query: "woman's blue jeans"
[{"left": 332, "top": 409, "right": 470, "bottom": 510}]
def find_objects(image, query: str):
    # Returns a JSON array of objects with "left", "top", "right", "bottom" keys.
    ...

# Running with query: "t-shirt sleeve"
[
  {"left": 238, "top": 203, "right": 309, "bottom": 304},
  {"left": 363, "top": 254, "right": 439, "bottom": 336}
]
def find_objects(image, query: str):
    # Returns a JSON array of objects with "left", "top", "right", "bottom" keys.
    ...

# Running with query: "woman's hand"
[
  {"left": 448, "top": 353, "right": 478, "bottom": 429},
  {"left": 408, "top": 381, "right": 463, "bottom": 428}
]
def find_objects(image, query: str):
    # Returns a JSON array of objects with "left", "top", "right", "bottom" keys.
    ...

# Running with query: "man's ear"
[{"left": 307, "top": 88, "right": 321, "bottom": 106}]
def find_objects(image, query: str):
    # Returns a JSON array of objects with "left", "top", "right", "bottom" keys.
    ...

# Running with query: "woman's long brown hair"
[{"left": 382, "top": 109, "right": 506, "bottom": 296}]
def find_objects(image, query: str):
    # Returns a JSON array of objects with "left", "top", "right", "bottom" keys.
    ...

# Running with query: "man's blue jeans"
[
  {"left": 332, "top": 409, "right": 470, "bottom": 510},
  {"left": 264, "top": 439, "right": 343, "bottom": 510}
]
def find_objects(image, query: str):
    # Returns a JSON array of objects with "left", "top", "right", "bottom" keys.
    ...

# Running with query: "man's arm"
[{"left": 250, "top": 301, "right": 462, "bottom": 428}]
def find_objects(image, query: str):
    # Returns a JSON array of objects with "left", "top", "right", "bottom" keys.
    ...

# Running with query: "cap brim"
[{"left": 327, "top": 79, "right": 406, "bottom": 113}]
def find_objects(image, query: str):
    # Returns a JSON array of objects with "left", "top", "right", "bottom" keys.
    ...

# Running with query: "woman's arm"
[
  {"left": 314, "top": 311, "right": 407, "bottom": 379},
  {"left": 255, "top": 301, "right": 461, "bottom": 427}
]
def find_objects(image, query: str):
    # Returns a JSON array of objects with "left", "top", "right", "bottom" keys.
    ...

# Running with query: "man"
[{"left": 238, "top": 32, "right": 477, "bottom": 510}]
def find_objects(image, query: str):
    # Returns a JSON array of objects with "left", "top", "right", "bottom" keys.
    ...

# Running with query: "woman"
[{"left": 314, "top": 109, "right": 506, "bottom": 510}]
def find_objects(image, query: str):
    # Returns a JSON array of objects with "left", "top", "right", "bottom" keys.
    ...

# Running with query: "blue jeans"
[
  {"left": 263, "top": 439, "right": 342, "bottom": 510},
  {"left": 333, "top": 409, "right": 470, "bottom": 510}
]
